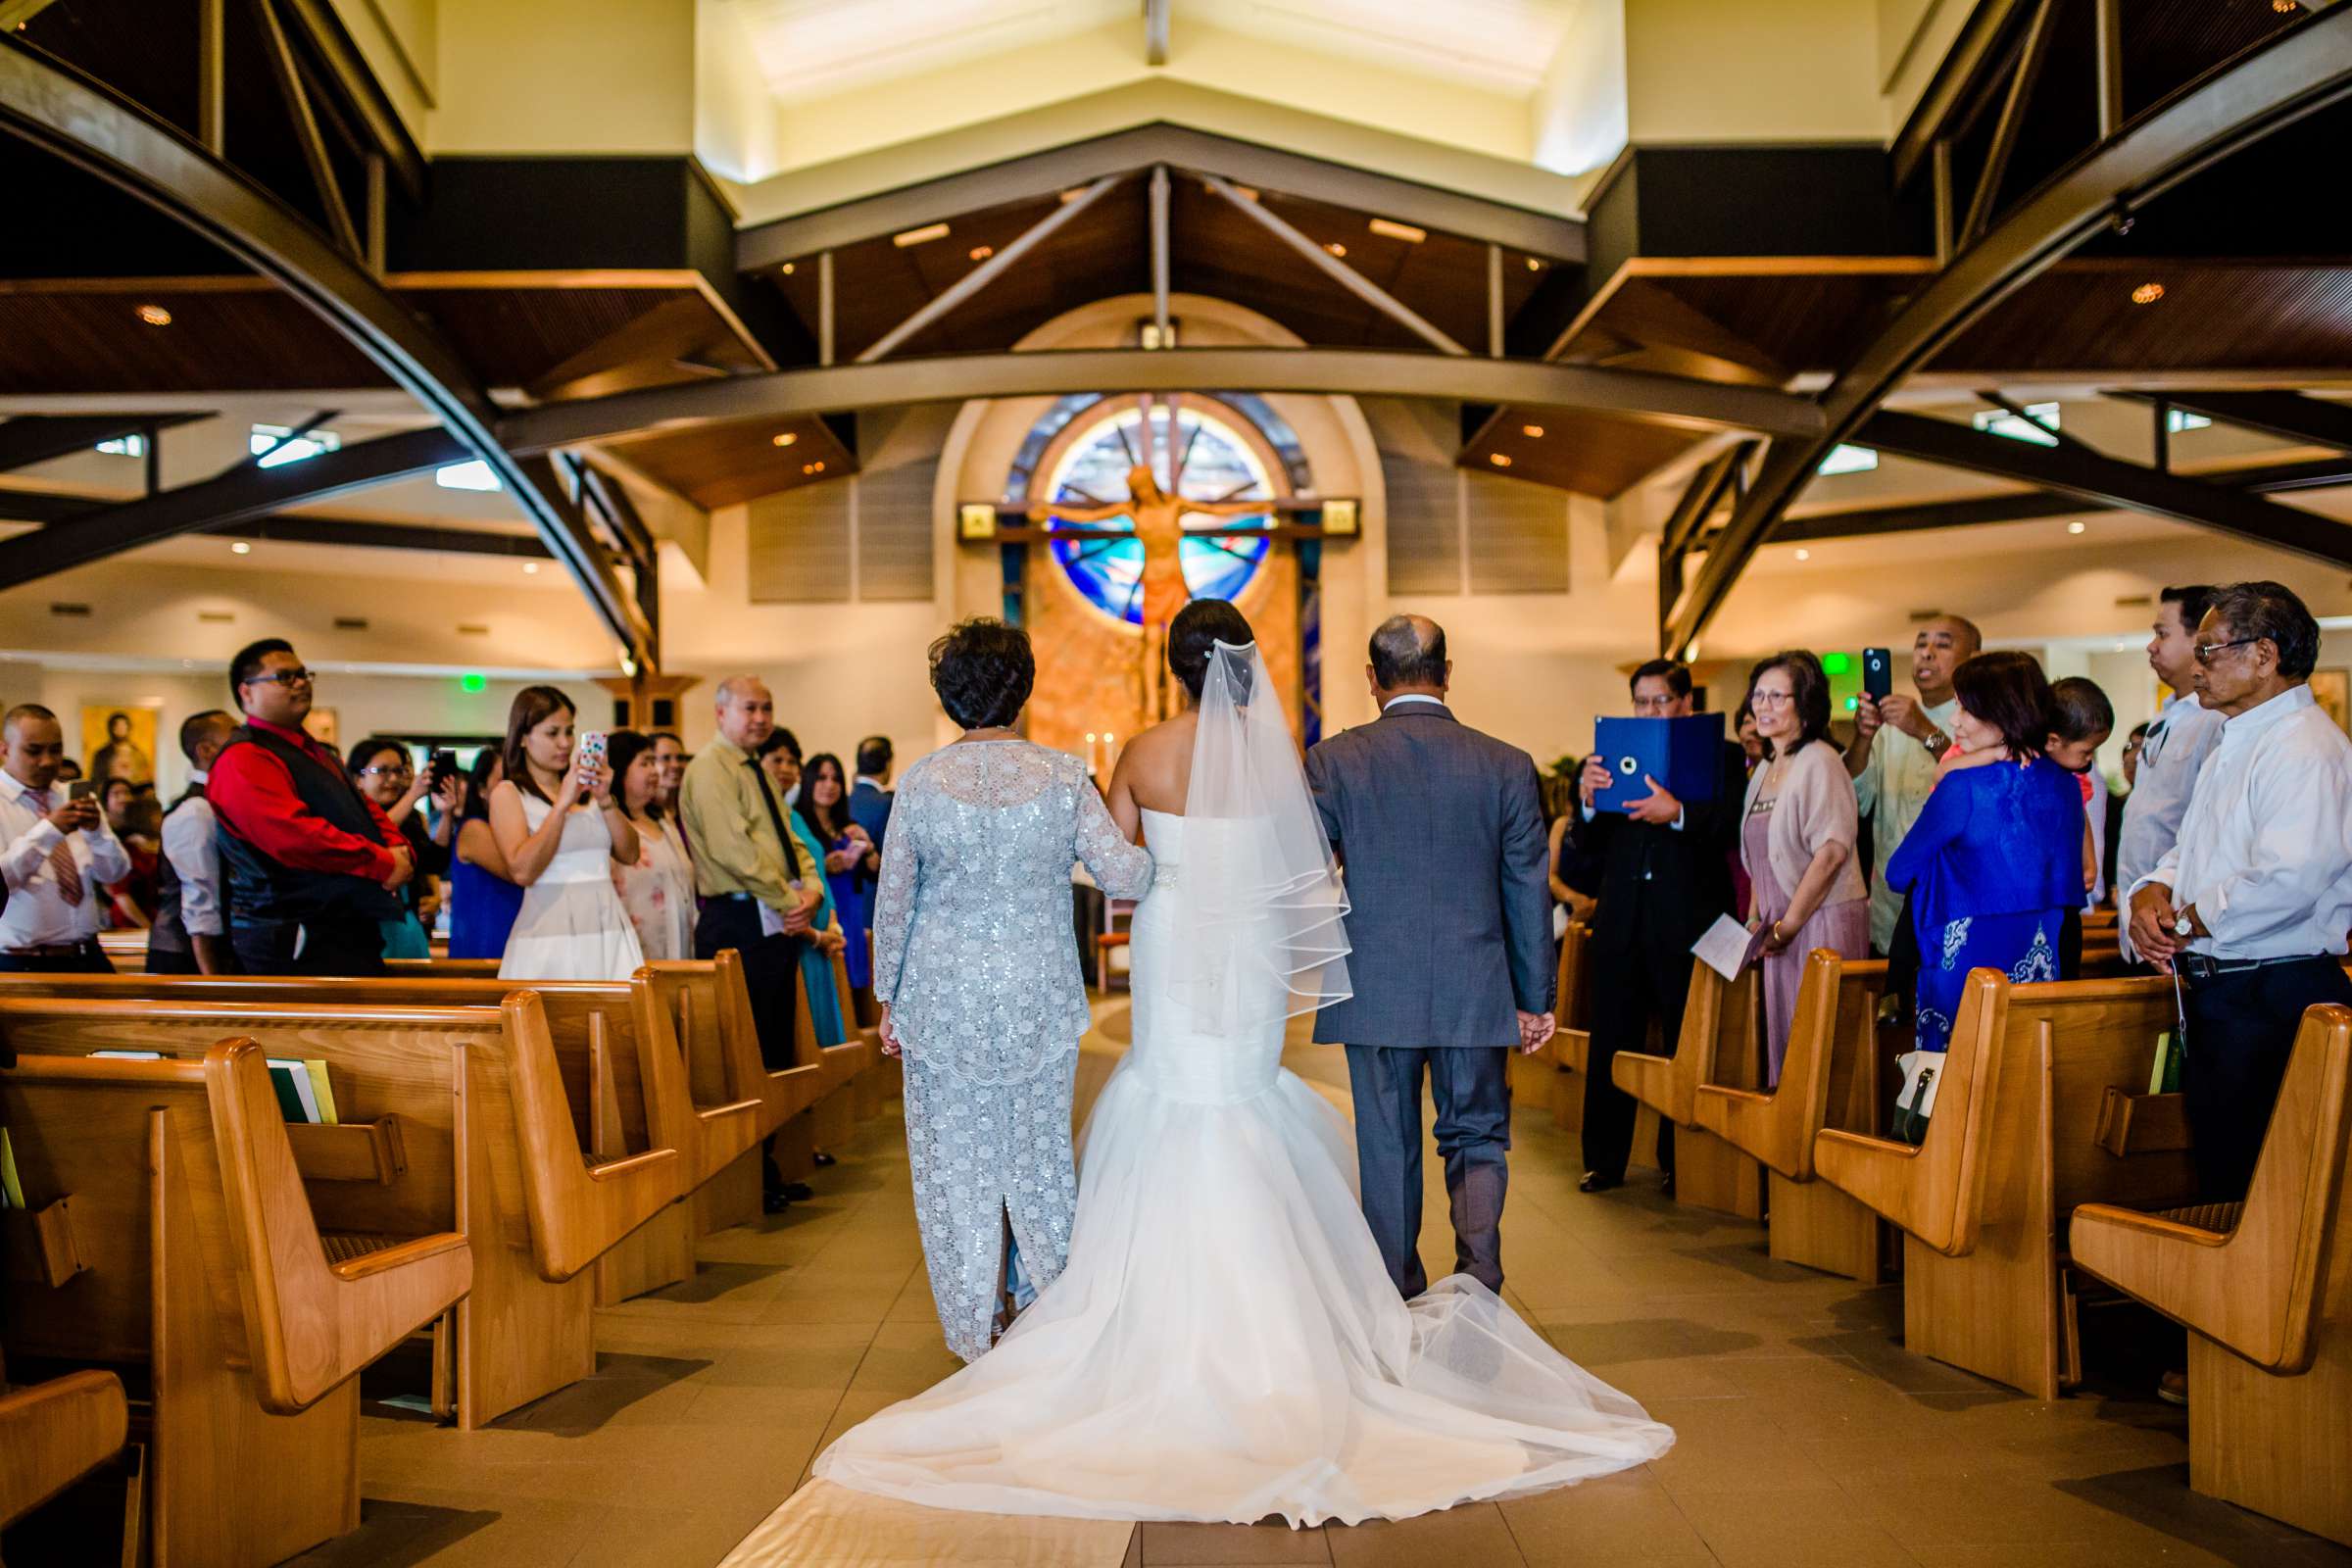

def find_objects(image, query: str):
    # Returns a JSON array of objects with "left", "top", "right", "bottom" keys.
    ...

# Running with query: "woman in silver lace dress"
[{"left": 873, "top": 619, "right": 1154, "bottom": 1361}]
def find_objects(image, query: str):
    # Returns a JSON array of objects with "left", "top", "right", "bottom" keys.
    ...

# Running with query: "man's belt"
[
  {"left": 2178, "top": 951, "right": 2329, "bottom": 986},
  {"left": 5, "top": 939, "right": 102, "bottom": 957}
]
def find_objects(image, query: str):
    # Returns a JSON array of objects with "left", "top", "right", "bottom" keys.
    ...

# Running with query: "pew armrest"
[
  {"left": 2071, "top": 1003, "right": 2352, "bottom": 1374},
  {"left": 1815, "top": 1128, "right": 1974, "bottom": 1256},
  {"left": 1694, "top": 1083, "right": 1801, "bottom": 1177},
  {"left": 204, "top": 1041, "right": 476, "bottom": 1414},
  {"left": 2093, "top": 1089, "right": 2192, "bottom": 1157},
  {"left": 0, "top": 1369, "right": 128, "bottom": 1528},
  {"left": 1555, "top": 1029, "right": 1590, "bottom": 1076},
  {"left": 500, "top": 993, "right": 684, "bottom": 1282},
  {"left": 1611, "top": 1049, "right": 1680, "bottom": 1122}
]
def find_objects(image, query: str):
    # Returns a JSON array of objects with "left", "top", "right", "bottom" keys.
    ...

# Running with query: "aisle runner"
[{"left": 717, "top": 1481, "right": 1132, "bottom": 1568}]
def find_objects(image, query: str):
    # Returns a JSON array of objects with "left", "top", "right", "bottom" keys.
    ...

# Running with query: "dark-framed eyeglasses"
[
  {"left": 2192, "top": 637, "right": 2261, "bottom": 666},
  {"left": 357, "top": 762, "right": 412, "bottom": 779},
  {"left": 246, "top": 666, "right": 315, "bottom": 688}
]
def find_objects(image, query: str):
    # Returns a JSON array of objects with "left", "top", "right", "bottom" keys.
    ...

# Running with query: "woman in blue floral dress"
[{"left": 1885, "top": 652, "right": 2089, "bottom": 1055}]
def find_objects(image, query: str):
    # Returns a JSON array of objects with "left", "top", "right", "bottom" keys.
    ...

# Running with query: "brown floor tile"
[
  {"left": 1497, "top": 1469, "right": 1714, "bottom": 1566},
  {"left": 1138, "top": 1519, "right": 1332, "bottom": 1563},
  {"left": 1671, "top": 1486, "right": 1918, "bottom": 1568},
  {"left": 1326, "top": 1502, "right": 1527, "bottom": 1568}
]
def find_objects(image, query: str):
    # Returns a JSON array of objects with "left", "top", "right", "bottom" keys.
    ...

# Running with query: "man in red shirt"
[{"left": 209, "top": 639, "right": 412, "bottom": 975}]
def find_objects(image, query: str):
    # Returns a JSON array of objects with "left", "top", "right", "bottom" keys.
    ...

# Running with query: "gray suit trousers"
[{"left": 1344, "top": 1045, "right": 1512, "bottom": 1298}]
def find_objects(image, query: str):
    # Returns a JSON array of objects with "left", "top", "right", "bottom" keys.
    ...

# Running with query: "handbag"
[{"left": 1892, "top": 1049, "right": 1945, "bottom": 1147}]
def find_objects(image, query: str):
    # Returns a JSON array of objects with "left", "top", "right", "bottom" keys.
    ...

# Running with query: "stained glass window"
[{"left": 1045, "top": 404, "right": 1273, "bottom": 625}]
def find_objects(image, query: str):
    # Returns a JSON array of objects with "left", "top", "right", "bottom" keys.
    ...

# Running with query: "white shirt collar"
[
  {"left": 0, "top": 769, "right": 41, "bottom": 805},
  {"left": 2221, "top": 682, "right": 2315, "bottom": 739},
  {"left": 1383, "top": 695, "right": 1449, "bottom": 711},
  {"left": 854, "top": 774, "right": 889, "bottom": 791},
  {"left": 188, "top": 767, "right": 209, "bottom": 785}
]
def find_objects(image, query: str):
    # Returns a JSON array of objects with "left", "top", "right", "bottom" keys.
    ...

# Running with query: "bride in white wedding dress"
[{"left": 808, "top": 616, "right": 1673, "bottom": 1529}]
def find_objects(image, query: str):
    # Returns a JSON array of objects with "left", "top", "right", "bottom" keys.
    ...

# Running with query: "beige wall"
[
  {"left": 431, "top": 0, "right": 697, "bottom": 154},
  {"left": 1624, "top": 0, "right": 1886, "bottom": 143}
]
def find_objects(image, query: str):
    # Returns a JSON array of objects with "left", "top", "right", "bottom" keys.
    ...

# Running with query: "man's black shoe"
[
  {"left": 812, "top": 1152, "right": 839, "bottom": 1168},
  {"left": 781, "top": 1181, "right": 814, "bottom": 1202},
  {"left": 1659, "top": 1173, "right": 1677, "bottom": 1199},
  {"left": 1579, "top": 1172, "right": 1623, "bottom": 1194},
  {"left": 762, "top": 1190, "right": 793, "bottom": 1213}
]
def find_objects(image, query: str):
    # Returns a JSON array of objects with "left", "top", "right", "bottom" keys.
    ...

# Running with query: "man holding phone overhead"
[
  {"left": 0, "top": 704, "right": 131, "bottom": 972},
  {"left": 1844, "top": 614, "right": 1982, "bottom": 956}
]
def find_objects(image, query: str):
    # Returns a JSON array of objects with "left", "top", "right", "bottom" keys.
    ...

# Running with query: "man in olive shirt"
[
  {"left": 1844, "top": 614, "right": 1981, "bottom": 956},
  {"left": 681, "top": 675, "right": 824, "bottom": 1208}
]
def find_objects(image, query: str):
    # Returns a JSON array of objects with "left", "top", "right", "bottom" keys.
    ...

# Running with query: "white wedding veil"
[{"left": 1167, "top": 639, "right": 1352, "bottom": 1037}]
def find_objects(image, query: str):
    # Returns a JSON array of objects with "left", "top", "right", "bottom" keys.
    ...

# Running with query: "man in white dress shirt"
[
  {"left": 2128, "top": 581, "right": 2352, "bottom": 1202},
  {"left": 0, "top": 704, "right": 130, "bottom": 973},
  {"left": 2115, "top": 585, "right": 2226, "bottom": 962},
  {"left": 147, "top": 710, "right": 238, "bottom": 974},
  {"left": 1845, "top": 614, "right": 1981, "bottom": 956}
]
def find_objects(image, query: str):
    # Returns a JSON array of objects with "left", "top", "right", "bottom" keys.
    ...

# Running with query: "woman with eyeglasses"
[
  {"left": 1739, "top": 652, "right": 1869, "bottom": 1085},
  {"left": 346, "top": 736, "right": 446, "bottom": 958}
]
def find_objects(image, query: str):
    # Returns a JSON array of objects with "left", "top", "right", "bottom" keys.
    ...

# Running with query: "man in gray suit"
[{"left": 1304, "top": 614, "right": 1556, "bottom": 1298}]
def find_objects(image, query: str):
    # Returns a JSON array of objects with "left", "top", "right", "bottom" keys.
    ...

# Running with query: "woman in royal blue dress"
[{"left": 1884, "top": 651, "right": 2088, "bottom": 1066}]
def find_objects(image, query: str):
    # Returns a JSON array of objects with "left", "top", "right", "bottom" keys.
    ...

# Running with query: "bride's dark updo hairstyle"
[
  {"left": 1168, "top": 599, "right": 1255, "bottom": 702},
  {"left": 928, "top": 617, "right": 1035, "bottom": 731}
]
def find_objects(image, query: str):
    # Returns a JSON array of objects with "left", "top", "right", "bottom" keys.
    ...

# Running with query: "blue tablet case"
[{"left": 1592, "top": 713, "right": 1726, "bottom": 812}]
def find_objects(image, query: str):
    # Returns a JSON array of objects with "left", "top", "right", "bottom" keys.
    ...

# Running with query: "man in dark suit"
[
  {"left": 849, "top": 735, "right": 895, "bottom": 882},
  {"left": 1570, "top": 659, "right": 1746, "bottom": 1196},
  {"left": 1304, "top": 614, "right": 1555, "bottom": 1298}
]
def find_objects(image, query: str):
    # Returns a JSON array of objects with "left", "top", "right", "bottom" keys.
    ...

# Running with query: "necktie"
[
  {"left": 37, "top": 794, "right": 83, "bottom": 906},
  {"left": 748, "top": 760, "right": 808, "bottom": 884}
]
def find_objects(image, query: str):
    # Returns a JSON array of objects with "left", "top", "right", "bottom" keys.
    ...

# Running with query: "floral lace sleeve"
[
  {"left": 869, "top": 795, "right": 919, "bottom": 1005},
  {"left": 1075, "top": 775, "right": 1152, "bottom": 900}
]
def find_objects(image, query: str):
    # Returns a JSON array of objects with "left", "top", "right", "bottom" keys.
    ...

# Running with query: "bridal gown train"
[{"left": 807, "top": 808, "right": 1675, "bottom": 1528}]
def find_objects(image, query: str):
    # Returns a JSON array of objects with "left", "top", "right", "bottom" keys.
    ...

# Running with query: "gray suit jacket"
[{"left": 1303, "top": 702, "right": 1554, "bottom": 1048}]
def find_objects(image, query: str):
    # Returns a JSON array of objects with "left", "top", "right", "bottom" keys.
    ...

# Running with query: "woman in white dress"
[
  {"left": 803, "top": 602, "right": 1672, "bottom": 1532},
  {"left": 488, "top": 685, "right": 645, "bottom": 982},
  {"left": 605, "top": 729, "right": 695, "bottom": 961}
]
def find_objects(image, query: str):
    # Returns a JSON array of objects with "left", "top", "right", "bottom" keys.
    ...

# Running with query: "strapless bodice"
[{"left": 1127, "top": 808, "right": 1283, "bottom": 1104}]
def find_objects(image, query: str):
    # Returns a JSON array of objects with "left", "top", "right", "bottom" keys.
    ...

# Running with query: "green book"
[
  {"left": 0, "top": 1126, "right": 24, "bottom": 1210},
  {"left": 266, "top": 1058, "right": 320, "bottom": 1123}
]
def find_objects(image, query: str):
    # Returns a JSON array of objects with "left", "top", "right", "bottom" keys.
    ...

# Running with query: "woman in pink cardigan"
[{"left": 1741, "top": 651, "right": 1871, "bottom": 1085}]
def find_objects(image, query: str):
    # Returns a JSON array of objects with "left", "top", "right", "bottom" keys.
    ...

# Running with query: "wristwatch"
[
  {"left": 1922, "top": 729, "right": 1949, "bottom": 758},
  {"left": 2174, "top": 906, "right": 2196, "bottom": 939}
]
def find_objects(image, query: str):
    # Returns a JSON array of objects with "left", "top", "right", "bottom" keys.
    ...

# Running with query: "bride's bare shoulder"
[{"left": 1118, "top": 714, "right": 1195, "bottom": 811}]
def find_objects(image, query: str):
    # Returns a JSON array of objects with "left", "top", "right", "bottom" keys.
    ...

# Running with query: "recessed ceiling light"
[
  {"left": 522, "top": 562, "right": 540, "bottom": 574},
  {"left": 2068, "top": 520, "right": 2087, "bottom": 534},
  {"left": 771, "top": 431, "right": 798, "bottom": 448},
  {"left": 2274, "top": 0, "right": 2298, "bottom": 12},
  {"left": 968, "top": 245, "right": 995, "bottom": 261},
  {"left": 780, "top": 263, "right": 795, "bottom": 275},
  {"left": 135, "top": 303, "right": 172, "bottom": 326},
  {"left": 1522, "top": 424, "right": 1545, "bottom": 439},
  {"left": 1525, "top": 257, "right": 1542, "bottom": 271},
  {"left": 1367, "top": 218, "right": 1426, "bottom": 244},
  {"left": 1489, "top": 453, "right": 1512, "bottom": 467},
  {"left": 892, "top": 222, "right": 950, "bottom": 248},
  {"left": 1794, "top": 548, "right": 1811, "bottom": 561},
  {"left": 229, "top": 540, "right": 251, "bottom": 555},
  {"left": 2132, "top": 281, "right": 2166, "bottom": 305},
  {"left": 1325, "top": 242, "right": 1347, "bottom": 258}
]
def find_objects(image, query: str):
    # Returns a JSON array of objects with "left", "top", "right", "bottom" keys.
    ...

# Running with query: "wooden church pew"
[
  {"left": 1609, "top": 959, "right": 1768, "bottom": 1219},
  {"left": 1540, "top": 919, "right": 1592, "bottom": 1135},
  {"left": 1813, "top": 970, "right": 2198, "bottom": 1397},
  {"left": 0, "top": 1369, "right": 127, "bottom": 1531},
  {"left": 0, "top": 970, "right": 761, "bottom": 1304},
  {"left": 2071, "top": 1003, "right": 2352, "bottom": 1547},
  {"left": 1693, "top": 952, "right": 1889, "bottom": 1280},
  {"left": 643, "top": 956, "right": 826, "bottom": 1235},
  {"left": 2, "top": 1042, "right": 470, "bottom": 1564},
  {"left": 0, "top": 994, "right": 677, "bottom": 1429}
]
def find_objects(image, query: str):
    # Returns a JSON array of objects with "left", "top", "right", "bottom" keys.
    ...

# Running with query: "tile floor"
[{"left": 287, "top": 1004, "right": 2352, "bottom": 1568}]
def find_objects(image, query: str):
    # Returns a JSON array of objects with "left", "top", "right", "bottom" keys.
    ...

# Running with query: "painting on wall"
[
  {"left": 2311, "top": 670, "right": 2348, "bottom": 732},
  {"left": 304, "top": 708, "right": 340, "bottom": 749},
  {"left": 79, "top": 704, "right": 160, "bottom": 786}
]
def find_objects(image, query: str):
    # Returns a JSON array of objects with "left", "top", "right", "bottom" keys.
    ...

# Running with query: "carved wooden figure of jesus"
[{"left": 1031, "top": 464, "right": 1266, "bottom": 723}]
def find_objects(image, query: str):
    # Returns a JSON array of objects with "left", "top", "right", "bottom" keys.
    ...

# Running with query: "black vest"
[
  {"left": 213, "top": 726, "right": 402, "bottom": 925},
  {"left": 148, "top": 781, "right": 209, "bottom": 954}
]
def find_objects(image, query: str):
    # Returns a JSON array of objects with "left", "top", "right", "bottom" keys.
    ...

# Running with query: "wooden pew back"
[{"left": 2, "top": 1043, "right": 470, "bottom": 1562}]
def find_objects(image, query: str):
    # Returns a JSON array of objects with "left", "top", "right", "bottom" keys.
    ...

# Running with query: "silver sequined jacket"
[{"left": 871, "top": 741, "right": 1153, "bottom": 1079}]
